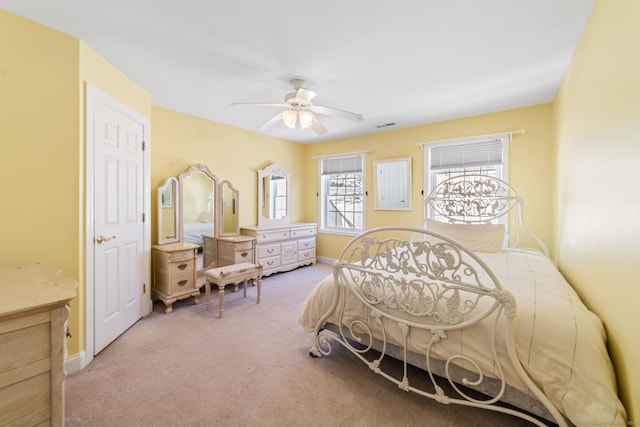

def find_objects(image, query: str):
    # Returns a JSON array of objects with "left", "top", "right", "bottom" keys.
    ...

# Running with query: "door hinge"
[
  {"left": 142, "top": 212, "right": 146, "bottom": 222},
  {"left": 143, "top": 283, "right": 146, "bottom": 293},
  {"left": 142, "top": 140, "right": 146, "bottom": 151}
]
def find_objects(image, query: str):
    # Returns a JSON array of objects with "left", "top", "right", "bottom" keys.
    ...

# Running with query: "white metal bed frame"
[{"left": 309, "top": 175, "right": 567, "bottom": 426}]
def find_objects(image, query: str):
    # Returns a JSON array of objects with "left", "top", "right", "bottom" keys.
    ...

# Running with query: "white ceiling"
[{"left": 1, "top": 0, "right": 594, "bottom": 144}]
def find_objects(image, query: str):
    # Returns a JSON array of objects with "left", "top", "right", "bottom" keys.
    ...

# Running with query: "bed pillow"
[
  {"left": 197, "top": 210, "right": 214, "bottom": 223},
  {"left": 425, "top": 219, "right": 505, "bottom": 253}
]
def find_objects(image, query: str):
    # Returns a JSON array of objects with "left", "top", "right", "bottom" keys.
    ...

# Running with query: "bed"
[
  {"left": 183, "top": 209, "right": 215, "bottom": 247},
  {"left": 299, "top": 175, "right": 626, "bottom": 427}
]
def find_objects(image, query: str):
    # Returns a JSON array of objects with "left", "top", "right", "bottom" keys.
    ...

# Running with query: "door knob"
[{"left": 96, "top": 235, "right": 116, "bottom": 244}]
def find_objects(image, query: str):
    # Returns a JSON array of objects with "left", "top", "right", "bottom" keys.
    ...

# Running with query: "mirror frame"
[
  {"left": 157, "top": 176, "right": 180, "bottom": 245},
  {"left": 373, "top": 157, "right": 412, "bottom": 211},
  {"left": 218, "top": 180, "right": 240, "bottom": 236},
  {"left": 178, "top": 163, "right": 219, "bottom": 246},
  {"left": 258, "top": 163, "right": 291, "bottom": 227}
]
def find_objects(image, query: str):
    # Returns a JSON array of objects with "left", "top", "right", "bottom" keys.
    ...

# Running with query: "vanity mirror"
[
  {"left": 157, "top": 176, "right": 179, "bottom": 245},
  {"left": 258, "top": 163, "right": 291, "bottom": 227},
  {"left": 219, "top": 180, "right": 239, "bottom": 236},
  {"left": 179, "top": 164, "right": 218, "bottom": 271}
]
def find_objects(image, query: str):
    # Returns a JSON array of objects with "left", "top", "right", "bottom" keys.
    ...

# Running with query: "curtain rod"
[
  {"left": 312, "top": 149, "right": 373, "bottom": 161},
  {"left": 416, "top": 129, "right": 525, "bottom": 149}
]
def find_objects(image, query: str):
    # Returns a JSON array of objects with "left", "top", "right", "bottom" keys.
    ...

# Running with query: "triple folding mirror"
[{"left": 156, "top": 163, "right": 241, "bottom": 272}]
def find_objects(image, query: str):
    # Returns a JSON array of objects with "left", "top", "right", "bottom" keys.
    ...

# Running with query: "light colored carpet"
[{"left": 66, "top": 263, "right": 543, "bottom": 426}]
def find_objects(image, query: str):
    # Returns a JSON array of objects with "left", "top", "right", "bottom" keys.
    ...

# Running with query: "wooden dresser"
[
  {"left": 0, "top": 264, "right": 77, "bottom": 427},
  {"left": 152, "top": 242, "right": 200, "bottom": 313},
  {"left": 241, "top": 223, "right": 316, "bottom": 276}
]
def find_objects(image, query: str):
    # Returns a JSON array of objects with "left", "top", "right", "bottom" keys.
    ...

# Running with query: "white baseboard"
[
  {"left": 65, "top": 350, "right": 88, "bottom": 375},
  {"left": 316, "top": 256, "right": 335, "bottom": 265}
]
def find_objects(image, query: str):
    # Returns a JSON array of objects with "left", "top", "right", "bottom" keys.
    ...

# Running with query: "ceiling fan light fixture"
[
  {"left": 299, "top": 111, "right": 313, "bottom": 129},
  {"left": 282, "top": 110, "right": 297, "bottom": 129}
]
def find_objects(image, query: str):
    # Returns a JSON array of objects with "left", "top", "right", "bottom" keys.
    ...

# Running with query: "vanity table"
[
  {"left": 240, "top": 163, "right": 316, "bottom": 276},
  {"left": 155, "top": 166, "right": 253, "bottom": 311},
  {"left": 154, "top": 164, "right": 219, "bottom": 312}
]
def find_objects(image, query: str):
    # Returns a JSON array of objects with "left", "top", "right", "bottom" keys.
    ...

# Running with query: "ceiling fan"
[{"left": 231, "top": 79, "right": 364, "bottom": 135}]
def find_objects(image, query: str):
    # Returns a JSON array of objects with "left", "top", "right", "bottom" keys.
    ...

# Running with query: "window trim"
[{"left": 316, "top": 151, "right": 368, "bottom": 235}]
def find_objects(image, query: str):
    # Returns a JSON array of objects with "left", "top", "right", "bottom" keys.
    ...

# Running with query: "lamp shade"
[
  {"left": 282, "top": 110, "right": 297, "bottom": 129},
  {"left": 298, "top": 111, "right": 313, "bottom": 129}
]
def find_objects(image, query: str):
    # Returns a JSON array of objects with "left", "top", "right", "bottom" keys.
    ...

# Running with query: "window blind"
[
  {"left": 321, "top": 155, "right": 362, "bottom": 174},
  {"left": 429, "top": 138, "right": 504, "bottom": 170}
]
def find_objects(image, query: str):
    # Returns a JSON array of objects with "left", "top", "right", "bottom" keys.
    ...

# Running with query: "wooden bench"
[{"left": 204, "top": 263, "right": 262, "bottom": 318}]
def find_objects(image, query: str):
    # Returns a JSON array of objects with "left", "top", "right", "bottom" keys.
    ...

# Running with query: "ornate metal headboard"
[{"left": 425, "top": 174, "right": 549, "bottom": 256}]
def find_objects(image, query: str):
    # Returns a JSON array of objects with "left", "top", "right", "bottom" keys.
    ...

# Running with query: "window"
[
  {"left": 318, "top": 153, "right": 365, "bottom": 234},
  {"left": 423, "top": 133, "right": 509, "bottom": 221}
]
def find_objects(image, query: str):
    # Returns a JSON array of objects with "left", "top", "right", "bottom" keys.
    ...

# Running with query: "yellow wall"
[
  {"left": 553, "top": 0, "right": 640, "bottom": 420},
  {"left": 303, "top": 104, "right": 554, "bottom": 259},
  {"left": 0, "top": 10, "right": 81, "bottom": 347}
]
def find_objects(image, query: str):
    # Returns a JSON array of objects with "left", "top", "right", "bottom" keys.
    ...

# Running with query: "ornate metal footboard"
[{"left": 309, "top": 227, "right": 567, "bottom": 427}]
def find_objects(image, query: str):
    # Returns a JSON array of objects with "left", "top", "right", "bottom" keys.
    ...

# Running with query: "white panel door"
[{"left": 93, "top": 96, "right": 145, "bottom": 354}]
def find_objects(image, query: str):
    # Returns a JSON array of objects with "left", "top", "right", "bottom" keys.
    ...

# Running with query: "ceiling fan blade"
[
  {"left": 231, "top": 102, "right": 287, "bottom": 108},
  {"left": 258, "top": 112, "right": 284, "bottom": 131},
  {"left": 309, "top": 105, "right": 364, "bottom": 122},
  {"left": 309, "top": 112, "right": 328, "bottom": 135}
]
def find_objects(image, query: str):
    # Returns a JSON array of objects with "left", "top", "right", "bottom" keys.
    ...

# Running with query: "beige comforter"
[{"left": 299, "top": 249, "right": 626, "bottom": 427}]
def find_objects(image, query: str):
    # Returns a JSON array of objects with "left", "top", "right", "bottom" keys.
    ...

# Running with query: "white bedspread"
[
  {"left": 299, "top": 249, "right": 626, "bottom": 427},
  {"left": 183, "top": 222, "right": 213, "bottom": 246}
]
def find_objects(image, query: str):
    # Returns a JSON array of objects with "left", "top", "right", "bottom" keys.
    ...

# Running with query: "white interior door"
[{"left": 87, "top": 85, "right": 149, "bottom": 356}]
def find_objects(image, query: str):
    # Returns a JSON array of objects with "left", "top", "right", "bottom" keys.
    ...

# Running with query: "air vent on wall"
[{"left": 376, "top": 122, "right": 396, "bottom": 129}]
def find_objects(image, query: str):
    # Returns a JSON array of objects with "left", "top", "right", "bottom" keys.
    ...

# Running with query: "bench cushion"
[{"left": 205, "top": 263, "right": 260, "bottom": 281}]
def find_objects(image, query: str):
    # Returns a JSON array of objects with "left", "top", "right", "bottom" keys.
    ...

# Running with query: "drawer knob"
[
  {"left": 267, "top": 261, "right": 274, "bottom": 266},
  {"left": 304, "top": 242, "right": 310, "bottom": 247},
  {"left": 267, "top": 249, "right": 273, "bottom": 254},
  {"left": 241, "top": 252, "right": 248, "bottom": 257},
  {"left": 178, "top": 263, "right": 188, "bottom": 270},
  {"left": 178, "top": 279, "right": 188, "bottom": 286}
]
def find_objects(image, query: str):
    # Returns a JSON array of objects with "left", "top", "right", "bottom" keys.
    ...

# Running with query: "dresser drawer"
[
  {"left": 167, "top": 249, "right": 195, "bottom": 262},
  {"left": 0, "top": 321, "right": 49, "bottom": 374},
  {"left": 257, "top": 230, "right": 290, "bottom": 243},
  {"left": 297, "top": 248, "right": 316, "bottom": 262},
  {"left": 258, "top": 243, "right": 281, "bottom": 258},
  {"left": 169, "top": 273, "right": 197, "bottom": 294},
  {"left": 168, "top": 259, "right": 195, "bottom": 276},
  {"left": 290, "top": 226, "right": 316, "bottom": 238},
  {"left": 261, "top": 255, "right": 281, "bottom": 270},
  {"left": 232, "top": 240, "right": 254, "bottom": 251},
  {"left": 297, "top": 238, "right": 316, "bottom": 251},
  {"left": 220, "top": 250, "right": 253, "bottom": 265}
]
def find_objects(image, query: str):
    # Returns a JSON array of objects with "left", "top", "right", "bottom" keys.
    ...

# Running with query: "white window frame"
[
  {"left": 422, "top": 133, "right": 510, "bottom": 223},
  {"left": 316, "top": 152, "right": 367, "bottom": 235}
]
